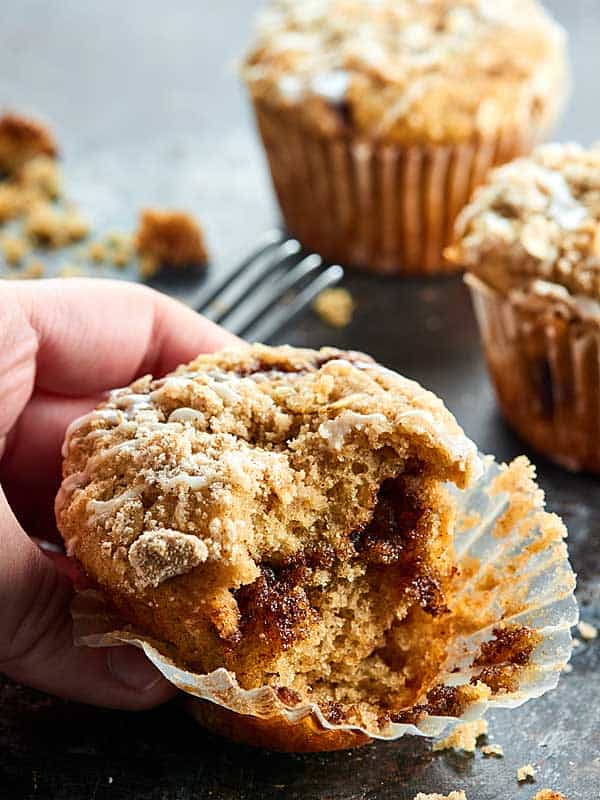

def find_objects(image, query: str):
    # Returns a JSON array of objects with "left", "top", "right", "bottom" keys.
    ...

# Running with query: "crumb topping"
[
  {"left": 533, "top": 791, "right": 567, "bottom": 800},
  {"left": 128, "top": 529, "right": 209, "bottom": 589},
  {"left": 243, "top": 0, "right": 566, "bottom": 143},
  {"left": 450, "top": 143, "right": 600, "bottom": 303}
]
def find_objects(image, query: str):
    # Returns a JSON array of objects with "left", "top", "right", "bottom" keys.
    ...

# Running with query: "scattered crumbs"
[
  {"left": 313, "top": 286, "right": 354, "bottom": 328},
  {"left": 577, "top": 620, "right": 598, "bottom": 641},
  {"left": 532, "top": 790, "right": 567, "bottom": 800},
  {"left": 433, "top": 720, "right": 488, "bottom": 754},
  {"left": 563, "top": 663, "right": 573, "bottom": 674},
  {"left": 2, "top": 234, "right": 28, "bottom": 264},
  {"left": 480, "top": 744, "right": 504, "bottom": 758},
  {"left": 517, "top": 763, "right": 536, "bottom": 782},
  {"left": 414, "top": 793, "right": 467, "bottom": 800},
  {"left": 572, "top": 637, "right": 582, "bottom": 648},
  {"left": 25, "top": 203, "right": 89, "bottom": 247},
  {"left": 135, "top": 208, "right": 209, "bottom": 276}
]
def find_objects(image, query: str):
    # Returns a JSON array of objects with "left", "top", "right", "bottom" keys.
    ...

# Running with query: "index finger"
[{"left": 6, "top": 278, "right": 239, "bottom": 396}]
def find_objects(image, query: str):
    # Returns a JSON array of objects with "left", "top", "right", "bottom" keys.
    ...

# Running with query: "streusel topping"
[
  {"left": 243, "top": 0, "right": 566, "bottom": 143},
  {"left": 451, "top": 143, "right": 600, "bottom": 299},
  {"left": 57, "top": 345, "right": 479, "bottom": 593}
]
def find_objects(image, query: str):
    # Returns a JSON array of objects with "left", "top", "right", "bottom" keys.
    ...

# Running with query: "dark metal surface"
[{"left": 1, "top": 2, "right": 599, "bottom": 799}]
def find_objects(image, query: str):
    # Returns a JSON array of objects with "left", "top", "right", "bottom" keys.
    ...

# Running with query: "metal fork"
[{"left": 192, "top": 230, "right": 344, "bottom": 342}]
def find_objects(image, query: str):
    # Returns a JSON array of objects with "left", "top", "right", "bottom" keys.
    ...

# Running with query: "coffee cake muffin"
[
  {"left": 242, "top": 0, "right": 567, "bottom": 275},
  {"left": 448, "top": 142, "right": 600, "bottom": 472},
  {"left": 57, "top": 345, "right": 489, "bottom": 746}
]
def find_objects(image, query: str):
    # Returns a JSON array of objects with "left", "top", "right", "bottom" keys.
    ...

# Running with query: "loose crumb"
[
  {"left": 88, "top": 241, "right": 107, "bottom": 263},
  {"left": 414, "top": 793, "right": 467, "bottom": 800},
  {"left": 313, "top": 287, "right": 354, "bottom": 328},
  {"left": 577, "top": 620, "right": 598, "bottom": 641},
  {"left": 20, "top": 155, "right": 61, "bottom": 198},
  {"left": 572, "top": 638, "right": 582, "bottom": 648},
  {"left": 532, "top": 790, "right": 567, "bottom": 800},
  {"left": 0, "top": 183, "right": 24, "bottom": 222},
  {"left": 1, "top": 234, "right": 28, "bottom": 265},
  {"left": 58, "top": 263, "right": 86, "bottom": 278},
  {"left": 563, "top": 663, "right": 573, "bottom": 674},
  {"left": 480, "top": 744, "right": 504, "bottom": 758},
  {"left": 517, "top": 764, "right": 536, "bottom": 782},
  {"left": 0, "top": 112, "right": 57, "bottom": 174},
  {"left": 135, "top": 208, "right": 208, "bottom": 273},
  {"left": 432, "top": 720, "right": 488, "bottom": 754}
]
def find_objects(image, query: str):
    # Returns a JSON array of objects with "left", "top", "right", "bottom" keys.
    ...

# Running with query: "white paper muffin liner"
[
  {"left": 468, "top": 274, "right": 600, "bottom": 473},
  {"left": 252, "top": 101, "right": 559, "bottom": 275},
  {"left": 71, "top": 455, "right": 577, "bottom": 743}
]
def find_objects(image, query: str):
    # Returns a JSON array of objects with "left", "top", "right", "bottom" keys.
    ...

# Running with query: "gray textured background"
[{"left": 1, "top": 2, "right": 599, "bottom": 799}]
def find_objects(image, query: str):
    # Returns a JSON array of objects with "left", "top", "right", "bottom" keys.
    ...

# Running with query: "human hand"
[{"left": 0, "top": 278, "right": 238, "bottom": 709}]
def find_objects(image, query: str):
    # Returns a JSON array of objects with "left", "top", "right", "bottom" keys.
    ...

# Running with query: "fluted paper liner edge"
[{"left": 71, "top": 455, "right": 577, "bottom": 742}]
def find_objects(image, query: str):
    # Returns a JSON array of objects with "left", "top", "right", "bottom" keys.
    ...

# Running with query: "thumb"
[{"left": 0, "top": 487, "right": 177, "bottom": 709}]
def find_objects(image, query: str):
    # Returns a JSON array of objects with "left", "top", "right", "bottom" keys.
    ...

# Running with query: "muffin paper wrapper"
[
  {"left": 253, "top": 102, "right": 552, "bottom": 276},
  {"left": 468, "top": 274, "right": 600, "bottom": 472},
  {"left": 71, "top": 454, "right": 577, "bottom": 742}
]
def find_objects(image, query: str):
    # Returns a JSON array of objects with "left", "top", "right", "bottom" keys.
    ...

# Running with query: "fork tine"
[
  {"left": 188, "top": 228, "right": 285, "bottom": 311},
  {"left": 242, "top": 264, "right": 344, "bottom": 343},
  {"left": 199, "top": 237, "right": 301, "bottom": 323},
  {"left": 219, "top": 253, "right": 323, "bottom": 334}
]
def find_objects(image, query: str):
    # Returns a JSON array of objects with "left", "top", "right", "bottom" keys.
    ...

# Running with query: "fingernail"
[{"left": 107, "top": 646, "right": 165, "bottom": 692}]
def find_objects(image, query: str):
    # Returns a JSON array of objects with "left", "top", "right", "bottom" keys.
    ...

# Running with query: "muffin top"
[
  {"left": 449, "top": 143, "right": 600, "bottom": 304},
  {"left": 242, "top": 0, "right": 566, "bottom": 143},
  {"left": 56, "top": 345, "right": 479, "bottom": 595}
]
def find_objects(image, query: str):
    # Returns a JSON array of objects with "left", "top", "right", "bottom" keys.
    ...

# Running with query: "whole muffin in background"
[
  {"left": 448, "top": 142, "right": 600, "bottom": 472},
  {"left": 242, "top": 0, "right": 568, "bottom": 276}
]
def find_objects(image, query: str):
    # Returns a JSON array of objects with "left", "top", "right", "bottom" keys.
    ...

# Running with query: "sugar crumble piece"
[
  {"left": 0, "top": 112, "right": 57, "bottom": 174},
  {"left": 572, "top": 637, "right": 582, "bottom": 648},
  {"left": 432, "top": 720, "right": 488, "bottom": 754},
  {"left": 135, "top": 208, "right": 208, "bottom": 273},
  {"left": 1, "top": 234, "right": 29, "bottom": 265},
  {"left": 517, "top": 764, "right": 536, "bottom": 782},
  {"left": 577, "top": 620, "right": 598, "bottom": 641},
  {"left": 533, "top": 790, "right": 567, "bottom": 800},
  {"left": 313, "top": 287, "right": 354, "bottom": 328},
  {"left": 414, "top": 793, "right": 467, "bottom": 800},
  {"left": 480, "top": 743, "right": 504, "bottom": 757}
]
